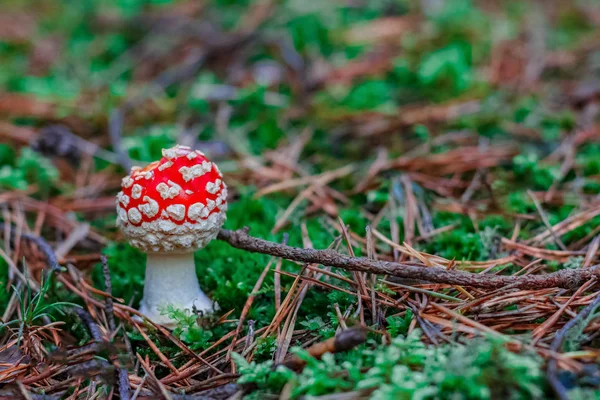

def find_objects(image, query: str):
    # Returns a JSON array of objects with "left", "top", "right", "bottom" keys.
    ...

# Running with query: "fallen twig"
[
  {"left": 75, "top": 308, "right": 103, "bottom": 342},
  {"left": 280, "top": 326, "right": 368, "bottom": 371},
  {"left": 217, "top": 228, "right": 600, "bottom": 290},
  {"left": 102, "top": 255, "right": 131, "bottom": 400}
]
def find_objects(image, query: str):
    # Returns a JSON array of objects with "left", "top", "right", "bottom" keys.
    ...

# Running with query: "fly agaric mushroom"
[{"left": 116, "top": 145, "right": 227, "bottom": 325}]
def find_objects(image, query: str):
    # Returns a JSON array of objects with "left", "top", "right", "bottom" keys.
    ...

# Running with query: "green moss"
[
  {"left": 0, "top": 259, "right": 11, "bottom": 315},
  {"left": 479, "top": 215, "right": 512, "bottom": 235},
  {"left": 512, "top": 153, "right": 559, "bottom": 191},
  {"left": 0, "top": 144, "right": 16, "bottom": 166},
  {"left": 0, "top": 147, "right": 59, "bottom": 193},
  {"left": 578, "top": 144, "right": 600, "bottom": 176},
  {"left": 236, "top": 331, "right": 547, "bottom": 399},
  {"left": 124, "top": 127, "right": 176, "bottom": 163},
  {"left": 506, "top": 191, "right": 536, "bottom": 215},
  {"left": 562, "top": 215, "right": 600, "bottom": 245},
  {"left": 424, "top": 229, "right": 484, "bottom": 261},
  {"left": 417, "top": 42, "right": 473, "bottom": 95}
]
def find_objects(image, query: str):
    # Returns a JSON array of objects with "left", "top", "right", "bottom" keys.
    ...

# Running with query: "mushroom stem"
[{"left": 139, "top": 252, "right": 215, "bottom": 325}]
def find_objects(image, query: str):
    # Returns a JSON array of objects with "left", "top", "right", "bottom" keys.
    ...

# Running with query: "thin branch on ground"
[{"left": 218, "top": 228, "right": 600, "bottom": 290}]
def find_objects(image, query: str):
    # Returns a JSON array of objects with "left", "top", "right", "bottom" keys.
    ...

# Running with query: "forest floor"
[{"left": 0, "top": 0, "right": 599, "bottom": 399}]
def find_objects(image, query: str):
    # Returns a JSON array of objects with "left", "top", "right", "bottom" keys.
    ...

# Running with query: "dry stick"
[
  {"left": 527, "top": 190, "right": 568, "bottom": 251},
  {"left": 166, "top": 329, "right": 240, "bottom": 382},
  {"left": 275, "top": 272, "right": 310, "bottom": 363},
  {"left": 71, "top": 310, "right": 108, "bottom": 400},
  {"left": 20, "top": 365, "right": 63, "bottom": 385},
  {"left": 529, "top": 206, "right": 600, "bottom": 246},
  {"left": 16, "top": 381, "right": 33, "bottom": 400},
  {"left": 183, "top": 373, "right": 240, "bottom": 394},
  {"left": 131, "top": 320, "right": 179, "bottom": 376},
  {"left": 255, "top": 164, "right": 356, "bottom": 198},
  {"left": 226, "top": 257, "right": 275, "bottom": 365},
  {"left": 130, "top": 374, "right": 147, "bottom": 400},
  {"left": 217, "top": 228, "right": 600, "bottom": 290},
  {"left": 366, "top": 226, "right": 378, "bottom": 325},
  {"left": 532, "top": 279, "right": 595, "bottom": 341},
  {"left": 280, "top": 326, "right": 367, "bottom": 371},
  {"left": 583, "top": 235, "right": 600, "bottom": 268},
  {"left": 161, "top": 328, "right": 269, "bottom": 385},
  {"left": 75, "top": 308, "right": 103, "bottom": 342},
  {"left": 547, "top": 293, "right": 600, "bottom": 400},
  {"left": 338, "top": 218, "right": 368, "bottom": 325},
  {"left": 400, "top": 175, "right": 417, "bottom": 246},
  {"left": 270, "top": 226, "right": 325, "bottom": 363},
  {"left": 102, "top": 255, "right": 131, "bottom": 400},
  {"left": 274, "top": 234, "right": 288, "bottom": 328},
  {"left": 149, "top": 321, "right": 223, "bottom": 375},
  {"left": 276, "top": 269, "right": 396, "bottom": 308},
  {"left": 388, "top": 190, "right": 400, "bottom": 262},
  {"left": 431, "top": 303, "right": 512, "bottom": 343},
  {"left": 101, "top": 256, "right": 116, "bottom": 333},
  {"left": 135, "top": 354, "right": 172, "bottom": 400},
  {"left": 244, "top": 320, "right": 255, "bottom": 353},
  {"left": 333, "top": 303, "right": 348, "bottom": 330}
]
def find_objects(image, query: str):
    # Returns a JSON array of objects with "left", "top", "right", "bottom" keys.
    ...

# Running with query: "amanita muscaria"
[{"left": 116, "top": 145, "right": 227, "bottom": 325}]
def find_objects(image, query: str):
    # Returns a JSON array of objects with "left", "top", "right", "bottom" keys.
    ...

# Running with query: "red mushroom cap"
[{"left": 116, "top": 145, "right": 227, "bottom": 253}]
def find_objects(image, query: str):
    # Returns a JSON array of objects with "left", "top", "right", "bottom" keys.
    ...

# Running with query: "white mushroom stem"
[{"left": 138, "top": 252, "right": 216, "bottom": 326}]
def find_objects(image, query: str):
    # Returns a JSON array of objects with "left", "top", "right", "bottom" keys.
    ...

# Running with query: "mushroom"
[{"left": 115, "top": 145, "right": 227, "bottom": 325}]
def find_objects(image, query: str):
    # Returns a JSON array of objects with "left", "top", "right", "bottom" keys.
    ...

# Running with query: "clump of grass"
[{"left": 1, "top": 269, "right": 79, "bottom": 344}]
